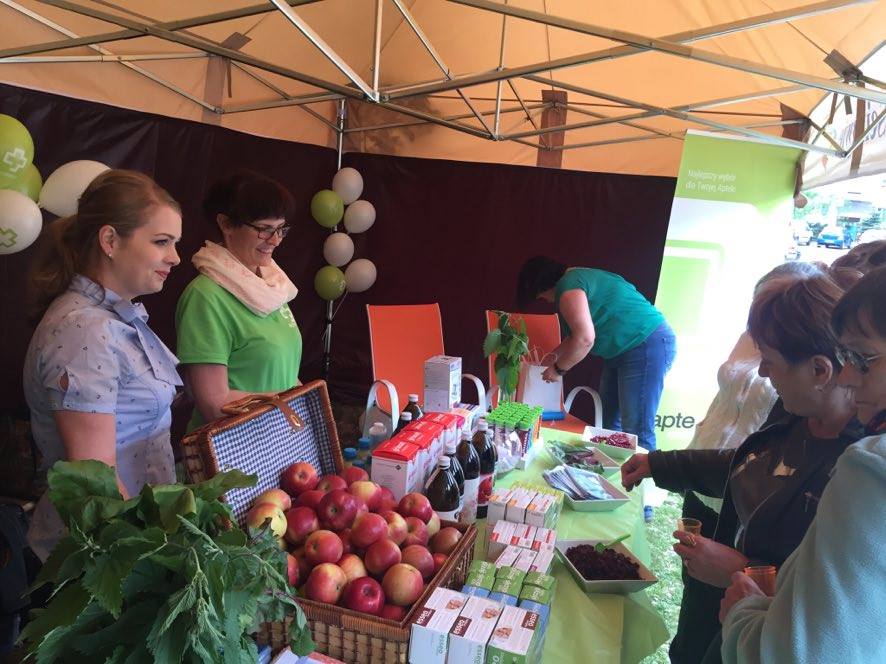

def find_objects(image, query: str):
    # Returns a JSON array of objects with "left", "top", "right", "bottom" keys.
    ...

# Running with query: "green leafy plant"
[
  {"left": 19, "top": 460, "right": 313, "bottom": 663},
  {"left": 483, "top": 311, "right": 530, "bottom": 400}
]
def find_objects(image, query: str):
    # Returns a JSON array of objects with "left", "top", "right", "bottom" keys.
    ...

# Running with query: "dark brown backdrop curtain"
[{"left": 0, "top": 83, "right": 675, "bottom": 429}]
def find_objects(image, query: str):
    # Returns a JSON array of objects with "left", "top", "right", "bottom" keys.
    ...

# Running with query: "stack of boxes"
[
  {"left": 486, "top": 403, "right": 543, "bottom": 458},
  {"left": 409, "top": 573, "right": 554, "bottom": 664}
]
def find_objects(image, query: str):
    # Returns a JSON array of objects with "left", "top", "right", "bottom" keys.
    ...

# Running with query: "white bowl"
[{"left": 555, "top": 539, "right": 658, "bottom": 594}]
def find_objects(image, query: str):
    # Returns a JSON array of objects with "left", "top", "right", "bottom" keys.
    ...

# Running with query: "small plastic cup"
[
  {"left": 744, "top": 565, "right": 777, "bottom": 596},
  {"left": 676, "top": 518, "right": 702, "bottom": 535}
]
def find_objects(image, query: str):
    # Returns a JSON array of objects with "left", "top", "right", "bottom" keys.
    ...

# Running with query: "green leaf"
[
  {"left": 151, "top": 613, "right": 190, "bottom": 664},
  {"left": 287, "top": 602, "right": 314, "bottom": 656},
  {"left": 98, "top": 519, "right": 142, "bottom": 549},
  {"left": 221, "top": 589, "right": 253, "bottom": 664},
  {"left": 122, "top": 641, "right": 153, "bottom": 664},
  {"left": 482, "top": 329, "right": 503, "bottom": 357},
  {"left": 31, "top": 537, "right": 82, "bottom": 591},
  {"left": 138, "top": 486, "right": 198, "bottom": 533},
  {"left": 121, "top": 559, "right": 171, "bottom": 600},
  {"left": 18, "top": 581, "right": 91, "bottom": 652},
  {"left": 188, "top": 469, "right": 257, "bottom": 502},
  {"left": 498, "top": 312, "right": 509, "bottom": 331},
  {"left": 147, "top": 582, "right": 197, "bottom": 649},
  {"left": 214, "top": 528, "right": 247, "bottom": 548},
  {"left": 48, "top": 460, "right": 120, "bottom": 502},
  {"left": 74, "top": 599, "right": 161, "bottom": 657}
]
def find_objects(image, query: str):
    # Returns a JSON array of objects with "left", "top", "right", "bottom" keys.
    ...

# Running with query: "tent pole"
[
  {"left": 493, "top": 6, "right": 508, "bottom": 136},
  {"left": 344, "top": 103, "right": 548, "bottom": 133},
  {"left": 448, "top": 0, "right": 886, "bottom": 106},
  {"left": 372, "top": 0, "right": 383, "bottom": 95},
  {"left": 324, "top": 100, "right": 346, "bottom": 384}
]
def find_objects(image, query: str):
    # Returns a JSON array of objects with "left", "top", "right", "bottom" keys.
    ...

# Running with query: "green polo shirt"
[
  {"left": 175, "top": 275, "right": 302, "bottom": 431},
  {"left": 554, "top": 268, "right": 665, "bottom": 360}
]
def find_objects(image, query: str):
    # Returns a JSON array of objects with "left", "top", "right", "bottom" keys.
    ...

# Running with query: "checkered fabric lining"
[{"left": 212, "top": 389, "right": 338, "bottom": 523}]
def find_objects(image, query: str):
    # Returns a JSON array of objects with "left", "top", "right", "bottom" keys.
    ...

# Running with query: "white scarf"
[{"left": 191, "top": 241, "right": 298, "bottom": 317}]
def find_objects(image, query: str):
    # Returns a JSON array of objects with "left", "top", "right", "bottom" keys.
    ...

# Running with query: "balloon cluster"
[
  {"left": 0, "top": 113, "right": 110, "bottom": 256},
  {"left": 310, "top": 167, "right": 377, "bottom": 300}
]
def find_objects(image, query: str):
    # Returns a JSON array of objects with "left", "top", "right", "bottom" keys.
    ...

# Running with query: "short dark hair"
[
  {"left": 203, "top": 170, "right": 294, "bottom": 230},
  {"left": 832, "top": 265, "right": 886, "bottom": 339},
  {"left": 516, "top": 256, "right": 567, "bottom": 307},
  {"left": 831, "top": 239, "right": 886, "bottom": 274},
  {"left": 747, "top": 272, "right": 847, "bottom": 366}
]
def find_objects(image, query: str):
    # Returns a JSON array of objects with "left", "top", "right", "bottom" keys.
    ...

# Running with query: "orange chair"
[
  {"left": 484, "top": 310, "right": 602, "bottom": 434},
  {"left": 366, "top": 304, "right": 486, "bottom": 433}
]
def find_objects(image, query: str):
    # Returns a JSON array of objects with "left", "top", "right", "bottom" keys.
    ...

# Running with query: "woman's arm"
[
  {"left": 542, "top": 289, "right": 595, "bottom": 381},
  {"left": 183, "top": 363, "right": 275, "bottom": 423},
  {"left": 53, "top": 409, "right": 128, "bottom": 498}
]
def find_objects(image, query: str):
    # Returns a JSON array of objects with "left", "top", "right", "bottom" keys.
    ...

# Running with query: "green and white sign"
[{"left": 654, "top": 131, "right": 801, "bottom": 450}]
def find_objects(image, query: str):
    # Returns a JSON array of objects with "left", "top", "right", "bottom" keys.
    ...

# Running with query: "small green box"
[
  {"left": 467, "top": 570, "right": 497, "bottom": 590},
  {"left": 491, "top": 577, "right": 523, "bottom": 598},
  {"left": 523, "top": 571, "right": 556, "bottom": 592},
  {"left": 494, "top": 566, "right": 527, "bottom": 586},
  {"left": 484, "top": 604, "right": 543, "bottom": 664},
  {"left": 518, "top": 584, "right": 552, "bottom": 605},
  {"left": 469, "top": 560, "right": 497, "bottom": 577}
]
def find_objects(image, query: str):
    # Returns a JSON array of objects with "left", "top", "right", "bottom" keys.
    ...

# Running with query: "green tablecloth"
[{"left": 473, "top": 428, "right": 669, "bottom": 663}]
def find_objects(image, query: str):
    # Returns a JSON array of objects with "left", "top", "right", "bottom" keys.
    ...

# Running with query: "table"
[{"left": 473, "top": 427, "right": 669, "bottom": 664}]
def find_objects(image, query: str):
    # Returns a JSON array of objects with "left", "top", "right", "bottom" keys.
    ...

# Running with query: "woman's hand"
[
  {"left": 620, "top": 453, "right": 651, "bottom": 490},
  {"left": 542, "top": 365, "right": 560, "bottom": 383},
  {"left": 673, "top": 532, "right": 749, "bottom": 587},
  {"left": 719, "top": 571, "right": 767, "bottom": 623}
]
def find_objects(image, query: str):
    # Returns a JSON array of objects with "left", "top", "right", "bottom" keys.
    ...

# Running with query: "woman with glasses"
[
  {"left": 719, "top": 266, "right": 886, "bottom": 663},
  {"left": 175, "top": 171, "right": 301, "bottom": 430},
  {"left": 620, "top": 271, "right": 864, "bottom": 663}
]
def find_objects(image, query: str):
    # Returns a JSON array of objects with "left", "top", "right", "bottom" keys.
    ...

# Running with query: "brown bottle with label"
[
  {"left": 404, "top": 393, "right": 424, "bottom": 421},
  {"left": 425, "top": 456, "right": 460, "bottom": 522},
  {"left": 472, "top": 419, "right": 497, "bottom": 519}
]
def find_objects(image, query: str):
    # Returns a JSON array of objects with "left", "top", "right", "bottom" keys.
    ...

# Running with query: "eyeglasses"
[
  {"left": 835, "top": 345, "right": 885, "bottom": 374},
  {"left": 243, "top": 221, "right": 291, "bottom": 240}
]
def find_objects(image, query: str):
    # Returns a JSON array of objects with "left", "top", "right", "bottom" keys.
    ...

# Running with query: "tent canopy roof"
[{"left": 1, "top": 0, "right": 884, "bottom": 175}]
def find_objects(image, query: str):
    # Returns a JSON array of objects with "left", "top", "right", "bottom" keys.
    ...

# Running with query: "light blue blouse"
[{"left": 23, "top": 274, "right": 183, "bottom": 470}]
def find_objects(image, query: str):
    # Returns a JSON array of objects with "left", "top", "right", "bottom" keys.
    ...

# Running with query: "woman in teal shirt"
[
  {"left": 517, "top": 256, "right": 676, "bottom": 454},
  {"left": 176, "top": 171, "right": 302, "bottom": 430}
]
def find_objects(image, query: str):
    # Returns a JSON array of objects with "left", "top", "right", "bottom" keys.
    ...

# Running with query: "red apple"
[
  {"left": 295, "top": 489, "right": 326, "bottom": 511},
  {"left": 316, "top": 474, "right": 348, "bottom": 493},
  {"left": 352, "top": 496, "right": 369, "bottom": 516},
  {"left": 284, "top": 506, "right": 319, "bottom": 546},
  {"left": 304, "top": 529, "right": 344, "bottom": 566},
  {"left": 379, "top": 510, "right": 408, "bottom": 546},
  {"left": 254, "top": 488, "right": 291, "bottom": 512},
  {"left": 317, "top": 489, "right": 358, "bottom": 531},
  {"left": 337, "top": 553, "right": 368, "bottom": 584},
  {"left": 245, "top": 503, "right": 286, "bottom": 539},
  {"left": 403, "top": 517, "right": 429, "bottom": 547},
  {"left": 286, "top": 552, "right": 300, "bottom": 587},
  {"left": 381, "top": 564, "right": 425, "bottom": 606},
  {"left": 341, "top": 576, "right": 385, "bottom": 615},
  {"left": 432, "top": 553, "right": 448, "bottom": 575},
  {"left": 305, "top": 563, "right": 347, "bottom": 604},
  {"left": 364, "top": 538, "right": 402, "bottom": 577},
  {"left": 401, "top": 545, "right": 435, "bottom": 581},
  {"left": 350, "top": 512, "right": 388, "bottom": 549},
  {"left": 397, "top": 493, "right": 433, "bottom": 523},
  {"left": 379, "top": 604, "right": 407, "bottom": 621},
  {"left": 349, "top": 481, "right": 383, "bottom": 511},
  {"left": 426, "top": 512, "right": 441, "bottom": 538},
  {"left": 280, "top": 462, "right": 318, "bottom": 496},
  {"left": 292, "top": 546, "right": 312, "bottom": 581},
  {"left": 430, "top": 527, "right": 462, "bottom": 555},
  {"left": 341, "top": 466, "right": 369, "bottom": 486},
  {"left": 375, "top": 487, "right": 398, "bottom": 513},
  {"left": 337, "top": 528, "right": 353, "bottom": 556}
]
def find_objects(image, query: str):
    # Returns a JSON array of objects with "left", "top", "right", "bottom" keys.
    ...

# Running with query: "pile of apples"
[{"left": 245, "top": 461, "right": 463, "bottom": 620}]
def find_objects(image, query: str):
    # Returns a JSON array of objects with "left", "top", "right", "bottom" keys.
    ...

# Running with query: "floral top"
[{"left": 23, "top": 274, "right": 183, "bottom": 470}]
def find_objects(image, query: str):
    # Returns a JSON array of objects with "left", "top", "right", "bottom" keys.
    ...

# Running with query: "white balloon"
[
  {"left": 345, "top": 258, "right": 377, "bottom": 293},
  {"left": 323, "top": 232, "right": 355, "bottom": 267},
  {"left": 39, "top": 160, "right": 110, "bottom": 217},
  {"left": 343, "top": 200, "right": 376, "bottom": 234},
  {"left": 0, "top": 189, "right": 42, "bottom": 255},
  {"left": 332, "top": 167, "right": 363, "bottom": 205}
]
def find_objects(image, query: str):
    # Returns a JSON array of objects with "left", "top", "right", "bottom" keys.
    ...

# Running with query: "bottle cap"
[
  {"left": 477, "top": 420, "right": 488, "bottom": 431},
  {"left": 358, "top": 437, "right": 371, "bottom": 450},
  {"left": 408, "top": 393, "right": 419, "bottom": 402},
  {"left": 438, "top": 456, "right": 451, "bottom": 469},
  {"left": 343, "top": 447, "right": 357, "bottom": 459},
  {"left": 400, "top": 412, "right": 413, "bottom": 421},
  {"left": 445, "top": 440, "right": 457, "bottom": 455}
]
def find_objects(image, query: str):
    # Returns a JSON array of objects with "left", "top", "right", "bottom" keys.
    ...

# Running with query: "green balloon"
[
  {"left": 311, "top": 189, "right": 344, "bottom": 228},
  {"left": 314, "top": 265, "right": 346, "bottom": 300},
  {"left": 0, "top": 115, "right": 35, "bottom": 183},
  {"left": 3, "top": 163, "right": 42, "bottom": 201}
]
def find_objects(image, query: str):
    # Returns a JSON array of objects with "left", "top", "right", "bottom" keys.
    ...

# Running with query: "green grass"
[{"left": 642, "top": 493, "right": 685, "bottom": 664}]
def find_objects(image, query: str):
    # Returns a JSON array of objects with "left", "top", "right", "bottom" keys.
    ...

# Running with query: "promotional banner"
[{"left": 654, "top": 131, "right": 801, "bottom": 451}]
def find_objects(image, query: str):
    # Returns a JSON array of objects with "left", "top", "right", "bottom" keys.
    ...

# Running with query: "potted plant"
[
  {"left": 483, "top": 311, "right": 530, "bottom": 402},
  {"left": 18, "top": 460, "right": 313, "bottom": 663}
]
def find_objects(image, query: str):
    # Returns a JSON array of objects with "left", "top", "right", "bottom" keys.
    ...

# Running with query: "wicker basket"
[{"left": 181, "top": 380, "right": 476, "bottom": 663}]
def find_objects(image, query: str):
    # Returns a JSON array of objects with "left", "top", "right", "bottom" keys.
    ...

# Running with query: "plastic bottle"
[
  {"left": 472, "top": 420, "right": 497, "bottom": 518},
  {"left": 425, "top": 456, "right": 460, "bottom": 522},
  {"left": 343, "top": 447, "right": 358, "bottom": 466},
  {"left": 455, "top": 429, "right": 481, "bottom": 524},
  {"left": 369, "top": 422, "right": 387, "bottom": 449},
  {"left": 395, "top": 411, "right": 413, "bottom": 435},
  {"left": 404, "top": 393, "right": 424, "bottom": 421}
]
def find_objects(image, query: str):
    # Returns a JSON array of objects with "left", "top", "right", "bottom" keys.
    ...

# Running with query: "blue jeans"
[{"left": 600, "top": 323, "right": 676, "bottom": 452}]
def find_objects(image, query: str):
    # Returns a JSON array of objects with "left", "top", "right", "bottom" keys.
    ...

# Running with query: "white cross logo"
[
  {"left": 2, "top": 148, "right": 27, "bottom": 174},
  {"left": 0, "top": 227, "right": 18, "bottom": 248}
]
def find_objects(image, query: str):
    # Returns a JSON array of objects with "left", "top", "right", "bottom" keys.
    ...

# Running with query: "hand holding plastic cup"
[
  {"left": 744, "top": 565, "right": 777, "bottom": 596},
  {"left": 677, "top": 518, "right": 702, "bottom": 535}
]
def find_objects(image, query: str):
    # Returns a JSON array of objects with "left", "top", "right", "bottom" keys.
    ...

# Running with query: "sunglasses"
[
  {"left": 243, "top": 221, "right": 291, "bottom": 240},
  {"left": 835, "top": 346, "right": 885, "bottom": 374}
]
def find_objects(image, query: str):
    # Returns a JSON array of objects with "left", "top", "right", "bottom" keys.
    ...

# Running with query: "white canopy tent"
[{"left": 0, "top": 0, "right": 885, "bottom": 177}]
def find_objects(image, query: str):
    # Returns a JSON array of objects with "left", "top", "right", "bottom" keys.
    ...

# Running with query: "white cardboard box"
[
  {"left": 506, "top": 489, "right": 533, "bottom": 523},
  {"left": 447, "top": 596, "right": 504, "bottom": 664},
  {"left": 485, "top": 605, "right": 543, "bottom": 664},
  {"left": 371, "top": 439, "right": 421, "bottom": 500},
  {"left": 528, "top": 546, "right": 554, "bottom": 574},
  {"left": 487, "top": 489, "right": 512, "bottom": 526},
  {"left": 494, "top": 545, "right": 523, "bottom": 569},
  {"left": 488, "top": 520, "right": 517, "bottom": 560},
  {"left": 513, "top": 548, "right": 538, "bottom": 573},
  {"left": 424, "top": 355, "right": 461, "bottom": 412},
  {"left": 409, "top": 588, "right": 468, "bottom": 664}
]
